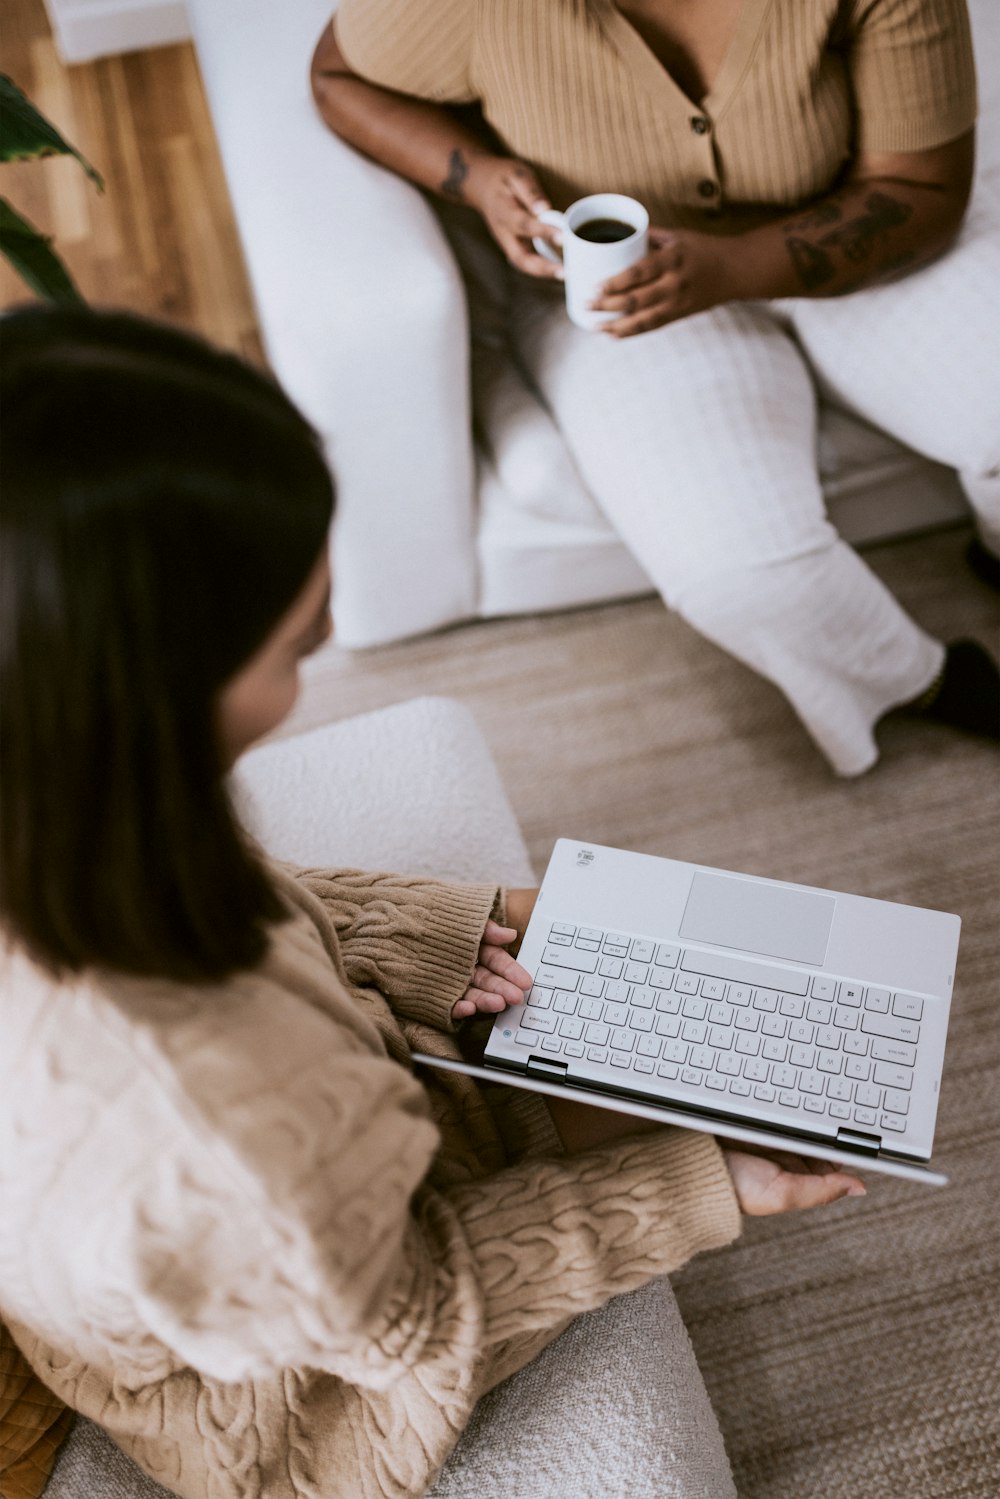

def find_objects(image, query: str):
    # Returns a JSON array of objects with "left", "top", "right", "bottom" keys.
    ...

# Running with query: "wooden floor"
[{"left": 1, "top": 0, "right": 263, "bottom": 363}]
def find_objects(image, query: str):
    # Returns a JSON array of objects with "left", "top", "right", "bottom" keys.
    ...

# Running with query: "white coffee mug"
[{"left": 533, "top": 193, "right": 649, "bottom": 331}]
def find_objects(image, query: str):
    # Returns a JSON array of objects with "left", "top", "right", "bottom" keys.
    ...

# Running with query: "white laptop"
[{"left": 414, "top": 839, "right": 961, "bottom": 1186}]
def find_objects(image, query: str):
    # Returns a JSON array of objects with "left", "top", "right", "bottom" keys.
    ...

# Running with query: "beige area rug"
[{"left": 281, "top": 524, "right": 999, "bottom": 1499}]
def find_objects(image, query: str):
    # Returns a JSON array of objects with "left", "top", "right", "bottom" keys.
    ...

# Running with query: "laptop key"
[
  {"left": 862, "top": 1014, "right": 920, "bottom": 1044},
  {"left": 772, "top": 1064, "right": 797, "bottom": 1089},
  {"left": 845, "top": 1057, "right": 871, "bottom": 1081},
  {"left": 663, "top": 1040, "right": 688, "bottom": 1064},
  {"left": 550, "top": 923, "right": 576, "bottom": 937},
  {"left": 580, "top": 975, "right": 605, "bottom": 997},
  {"left": 799, "top": 1072, "right": 824, "bottom": 1095},
  {"left": 690, "top": 1047, "right": 713, "bottom": 1069},
  {"left": 604, "top": 980, "right": 629, "bottom": 1004},
  {"left": 520, "top": 1012, "right": 557, "bottom": 1033},
  {"left": 610, "top": 1052, "right": 631, "bottom": 1069},
  {"left": 584, "top": 1023, "right": 610, "bottom": 1045},
  {"left": 630, "top": 986, "right": 654, "bottom": 1009},
  {"left": 541, "top": 1037, "right": 562, "bottom": 1053},
  {"left": 680, "top": 950, "right": 810, "bottom": 996},
  {"left": 553, "top": 994, "right": 578, "bottom": 1014},
  {"left": 705, "top": 1074, "right": 727, "bottom": 1090},
  {"left": 629, "top": 1011, "right": 654, "bottom": 1032},
  {"left": 779, "top": 1090, "right": 799, "bottom": 1108},
  {"left": 856, "top": 1083, "right": 881, "bottom": 1108},
  {"left": 547, "top": 932, "right": 573, "bottom": 947},
  {"left": 763, "top": 1039, "right": 788, "bottom": 1062},
  {"left": 564, "top": 1041, "right": 585, "bottom": 1058},
  {"left": 633, "top": 1058, "right": 655, "bottom": 1074},
  {"left": 779, "top": 995, "right": 804, "bottom": 1018},
  {"left": 839, "top": 982, "right": 864, "bottom": 1005},
  {"left": 587, "top": 1046, "right": 609, "bottom": 1063},
  {"left": 578, "top": 998, "right": 604, "bottom": 1021},
  {"left": 854, "top": 1106, "right": 877, "bottom": 1126},
  {"left": 753, "top": 1084, "right": 776, "bottom": 1102},
  {"left": 535, "top": 967, "right": 578, "bottom": 992},
  {"left": 873, "top": 1062, "right": 912, "bottom": 1090},
  {"left": 883, "top": 1088, "right": 910, "bottom": 1114},
  {"left": 881, "top": 1112, "right": 907, "bottom": 1133},
  {"left": 829, "top": 1102, "right": 851, "bottom": 1120},
  {"left": 575, "top": 939, "right": 601, "bottom": 952},
  {"left": 716, "top": 1054, "right": 741, "bottom": 1076},
  {"left": 656, "top": 943, "right": 681, "bottom": 968},
  {"left": 728, "top": 984, "right": 753, "bottom": 1006},
  {"left": 807, "top": 1000, "right": 832, "bottom": 1024},
  {"left": 630, "top": 939, "right": 655, "bottom": 962},
  {"left": 892, "top": 994, "right": 923, "bottom": 1021},
  {"left": 761, "top": 1015, "right": 787, "bottom": 1038},
  {"left": 604, "top": 1003, "right": 628, "bottom": 1026},
  {"left": 864, "top": 988, "right": 891, "bottom": 1012},
  {"left": 811, "top": 976, "right": 836, "bottom": 1000},
  {"left": 649, "top": 967, "right": 675, "bottom": 989},
  {"left": 682, "top": 1020, "right": 707, "bottom": 1044},
  {"left": 610, "top": 1028, "right": 634, "bottom": 1051},
  {"left": 744, "top": 1059, "right": 769, "bottom": 1082},
  {"left": 789, "top": 1043, "right": 815, "bottom": 1068},
  {"left": 559, "top": 1018, "right": 584, "bottom": 1040},
  {"left": 843, "top": 1033, "right": 869, "bottom": 1057},
  {"left": 871, "top": 1038, "right": 916, "bottom": 1067},
  {"left": 527, "top": 988, "right": 552, "bottom": 1009},
  {"left": 655, "top": 1014, "right": 681, "bottom": 1038},
  {"left": 803, "top": 1097, "right": 826, "bottom": 1114},
  {"left": 729, "top": 1079, "right": 752, "bottom": 1097},
  {"left": 827, "top": 1077, "right": 852, "bottom": 1101},
  {"left": 834, "top": 1008, "right": 858, "bottom": 1031},
  {"left": 636, "top": 1034, "right": 661, "bottom": 1058},
  {"left": 599, "top": 957, "right": 624, "bottom": 979},
  {"left": 624, "top": 962, "right": 649, "bottom": 984},
  {"left": 542, "top": 945, "right": 598, "bottom": 972},
  {"left": 675, "top": 973, "right": 701, "bottom": 995},
  {"left": 735, "top": 1034, "right": 761, "bottom": 1056}
]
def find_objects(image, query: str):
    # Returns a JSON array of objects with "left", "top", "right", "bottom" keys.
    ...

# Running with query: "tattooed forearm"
[
  {"left": 815, "top": 190, "right": 912, "bottom": 264},
  {"left": 785, "top": 236, "right": 836, "bottom": 289},
  {"left": 441, "top": 147, "right": 469, "bottom": 201},
  {"left": 783, "top": 188, "right": 914, "bottom": 292}
]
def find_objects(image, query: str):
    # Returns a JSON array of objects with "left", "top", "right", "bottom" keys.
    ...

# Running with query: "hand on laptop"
[
  {"left": 722, "top": 1147, "right": 866, "bottom": 1215},
  {"left": 452, "top": 917, "right": 534, "bottom": 1020}
]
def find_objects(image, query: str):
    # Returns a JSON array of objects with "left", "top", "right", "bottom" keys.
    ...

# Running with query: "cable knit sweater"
[{"left": 0, "top": 864, "right": 741, "bottom": 1499}]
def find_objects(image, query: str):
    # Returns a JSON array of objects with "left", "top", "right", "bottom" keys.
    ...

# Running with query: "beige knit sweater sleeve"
[{"left": 118, "top": 1016, "right": 737, "bottom": 1391}]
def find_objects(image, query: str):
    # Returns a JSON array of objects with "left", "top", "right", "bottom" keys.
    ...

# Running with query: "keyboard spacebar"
[{"left": 680, "top": 950, "right": 810, "bottom": 996}]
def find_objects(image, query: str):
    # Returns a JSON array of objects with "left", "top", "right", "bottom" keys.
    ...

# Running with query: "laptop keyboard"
[{"left": 503, "top": 919, "right": 926, "bottom": 1138}]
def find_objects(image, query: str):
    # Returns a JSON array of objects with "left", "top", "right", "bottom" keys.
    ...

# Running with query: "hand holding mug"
[
  {"left": 531, "top": 193, "right": 649, "bottom": 331},
  {"left": 590, "top": 227, "right": 744, "bottom": 336},
  {"left": 464, "top": 156, "right": 564, "bottom": 281}
]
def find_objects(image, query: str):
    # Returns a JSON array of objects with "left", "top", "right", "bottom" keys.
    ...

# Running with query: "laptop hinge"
[
  {"left": 836, "top": 1127, "right": 882, "bottom": 1157},
  {"left": 525, "top": 1056, "right": 570, "bottom": 1082}
]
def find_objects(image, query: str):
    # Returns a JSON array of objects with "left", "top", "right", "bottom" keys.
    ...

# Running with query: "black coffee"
[{"left": 575, "top": 217, "right": 635, "bottom": 243}]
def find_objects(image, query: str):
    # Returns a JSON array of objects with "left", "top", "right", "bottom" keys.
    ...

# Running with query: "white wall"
[{"left": 43, "top": 0, "right": 191, "bottom": 63}]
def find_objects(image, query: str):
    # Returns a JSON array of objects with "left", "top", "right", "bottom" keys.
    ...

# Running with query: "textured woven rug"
[{"left": 287, "top": 523, "right": 1000, "bottom": 1499}]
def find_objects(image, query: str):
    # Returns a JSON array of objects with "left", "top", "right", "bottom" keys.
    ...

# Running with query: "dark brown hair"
[{"left": 1, "top": 306, "right": 334, "bottom": 982}]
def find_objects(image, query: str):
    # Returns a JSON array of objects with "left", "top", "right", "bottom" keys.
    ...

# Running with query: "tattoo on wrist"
[{"left": 441, "top": 147, "right": 469, "bottom": 201}]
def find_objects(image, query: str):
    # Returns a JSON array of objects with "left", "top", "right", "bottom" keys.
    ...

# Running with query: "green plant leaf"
[
  {"left": 0, "top": 197, "right": 83, "bottom": 303},
  {"left": 0, "top": 74, "right": 104, "bottom": 189}
]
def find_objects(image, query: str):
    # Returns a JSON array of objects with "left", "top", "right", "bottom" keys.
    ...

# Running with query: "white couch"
[
  {"left": 187, "top": 0, "right": 997, "bottom": 648},
  {"left": 44, "top": 697, "right": 737, "bottom": 1499}
]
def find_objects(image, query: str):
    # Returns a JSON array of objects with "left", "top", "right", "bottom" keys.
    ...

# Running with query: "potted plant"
[{"left": 1, "top": 73, "right": 103, "bottom": 303}]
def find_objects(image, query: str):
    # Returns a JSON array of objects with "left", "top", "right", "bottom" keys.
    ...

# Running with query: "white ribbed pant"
[{"left": 507, "top": 197, "right": 1000, "bottom": 775}]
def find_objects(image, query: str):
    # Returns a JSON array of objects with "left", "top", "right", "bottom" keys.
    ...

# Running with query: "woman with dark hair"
[
  {"left": 311, "top": 0, "right": 1000, "bottom": 775},
  {"left": 0, "top": 307, "right": 862, "bottom": 1499}
]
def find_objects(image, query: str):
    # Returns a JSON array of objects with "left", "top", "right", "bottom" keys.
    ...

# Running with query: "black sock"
[
  {"left": 966, "top": 538, "right": 1000, "bottom": 593},
  {"left": 912, "top": 639, "right": 1000, "bottom": 741}
]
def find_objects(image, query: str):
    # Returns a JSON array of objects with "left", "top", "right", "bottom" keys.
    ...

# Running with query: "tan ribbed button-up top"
[{"left": 335, "top": 0, "right": 977, "bottom": 231}]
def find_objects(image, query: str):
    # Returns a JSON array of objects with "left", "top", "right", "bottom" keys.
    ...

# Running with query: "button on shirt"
[{"left": 336, "top": 0, "right": 977, "bottom": 234}]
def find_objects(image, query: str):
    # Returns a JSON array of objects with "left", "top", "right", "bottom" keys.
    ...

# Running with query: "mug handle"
[{"left": 531, "top": 208, "right": 566, "bottom": 262}]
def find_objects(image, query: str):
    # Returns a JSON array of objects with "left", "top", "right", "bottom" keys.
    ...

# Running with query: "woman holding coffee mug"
[
  {"left": 0, "top": 308, "right": 866, "bottom": 1499},
  {"left": 311, "top": 0, "right": 999, "bottom": 775}
]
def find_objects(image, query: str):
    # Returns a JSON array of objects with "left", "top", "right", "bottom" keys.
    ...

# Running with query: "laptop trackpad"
[{"left": 679, "top": 872, "right": 835, "bottom": 967}]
